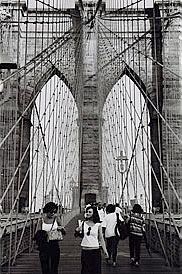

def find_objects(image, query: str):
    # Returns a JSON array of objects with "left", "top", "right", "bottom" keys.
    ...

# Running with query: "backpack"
[{"left": 115, "top": 213, "right": 129, "bottom": 240}]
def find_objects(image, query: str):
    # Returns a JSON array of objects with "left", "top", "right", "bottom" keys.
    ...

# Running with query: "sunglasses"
[{"left": 87, "top": 227, "right": 91, "bottom": 236}]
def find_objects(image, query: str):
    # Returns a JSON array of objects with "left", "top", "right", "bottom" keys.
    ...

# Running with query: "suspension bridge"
[{"left": 0, "top": 0, "right": 181, "bottom": 273}]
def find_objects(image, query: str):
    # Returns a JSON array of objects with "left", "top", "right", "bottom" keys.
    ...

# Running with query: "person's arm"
[
  {"left": 125, "top": 211, "right": 132, "bottom": 224},
  {"left": 98, "top": 225, "right": 109, "bottom": 258},
  {"left": 102, "top": 227, "right": 106, "bottom": 239},
  {"left": 75, "top": 225, "right": 82, "bottom": 232},
  {"left": 56, "top": 214, "right": 62, "bottom": 226},
  {"left": 75, "top": 220, "right": 84, "bottom": 232},
  {"left": 56, "top": 215, "right": 66, "bottom": 235},
  {"left": 36, "top": 215, "right": 43, "bottom": 231},
  {"left": 101, "top": 216, "right": 106, "bottom": 237},
  {"left": 118, "top": 214, "right": 124, "bottom": 222},
  {"left": 74, "top": 221, "right": 84, "bottom": 238}
]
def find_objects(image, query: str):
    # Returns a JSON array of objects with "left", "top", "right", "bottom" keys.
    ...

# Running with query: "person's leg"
[
  {"left": 106, "top": 237, "right": 112, "bottom": 260},
  {"left": 95, "top": 249, "right": 101, "bottom": 274},
  {"left": 39, "top": 249, "right": 50, "bottom": 274},
  {"left": 50, "top": 241, "right": 60, "bottom": 274},
  {"left": 81, "top": 249, "right": 93, "bottom": 274},
  {"left": 112, "top": 236, "right": 119, "bottom": 265},
  {"left": 81, "top": 249, "right": 89, "bottom": 274},
  {"left": 129, "top": 235, "right": 135, "bottom": 259},
  {"left": 81, "top": 249, "right": 101, "bottom": 274},
  {"left": 134, "top": 236, "right": 142, "bottom": 264},
  {"left": 90, "top": 249, "right": 101, "bottom": 274}
]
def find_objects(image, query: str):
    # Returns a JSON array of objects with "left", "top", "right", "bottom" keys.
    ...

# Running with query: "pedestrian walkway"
[{"left": 2, "top": 214, "right": 179, "bottom": 274}]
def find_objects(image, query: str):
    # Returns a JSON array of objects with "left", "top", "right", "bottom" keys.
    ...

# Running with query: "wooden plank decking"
[{"left": 2, "top": 214, "right": 180, "bottom": 274}]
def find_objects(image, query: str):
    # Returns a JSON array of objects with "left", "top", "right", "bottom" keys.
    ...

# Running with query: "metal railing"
[
  {"left": 145, "top": 214, "right": 182, "bottom": 266},
  {"left": 0, "top": 206, "right": 80, "bottom": 266}
]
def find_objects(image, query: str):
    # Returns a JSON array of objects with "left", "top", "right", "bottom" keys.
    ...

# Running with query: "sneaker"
[
  {"left": 135, "top": 261, "right": 140, "bottom": 266},
  {"left": 113, "top": 262, "right": 117, "bottom": 267},
  {"left": 130, "top": 258, "right": 135, "bottom": 266}
]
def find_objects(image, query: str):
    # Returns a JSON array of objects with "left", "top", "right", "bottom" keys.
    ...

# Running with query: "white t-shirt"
[
  {"left": 97, "top": 208, "right": 105, "bottom": 222},
  {"left": 102, "top": 212, "right": 124, "bottom": 238},
  {"left": 42, "top": 220, "right": 58, "bottom": 231},
  {"left": 81, "top": 222, "right": 100, "bottom": 248},
  {"left": 115, "top": 206, "right": 123, "bottom": 216}
]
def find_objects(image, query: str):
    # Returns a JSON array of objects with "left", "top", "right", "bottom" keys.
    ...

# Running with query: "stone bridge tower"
[
  {"left": 0, "top": 0, "right": 181, "bottom": 212},
  {"left": 77, "top": 0, "right": 182, "bottom": 211}
]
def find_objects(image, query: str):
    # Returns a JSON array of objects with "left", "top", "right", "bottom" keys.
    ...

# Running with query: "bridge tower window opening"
[
  {"left": 102, "top": 75, "right": 152, "bottom": 213},
  {"left": 29, "top": 75, "right": 79, "bottom": 213},
  {"left": 85, "top": 193, "right": 96, "bottom": 205}
]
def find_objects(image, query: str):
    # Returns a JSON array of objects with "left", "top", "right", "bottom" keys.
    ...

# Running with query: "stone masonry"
[{"left": 0, "top": 0, "right": 181, "bottom": 213}]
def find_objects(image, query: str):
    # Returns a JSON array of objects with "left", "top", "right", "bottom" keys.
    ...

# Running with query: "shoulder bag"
[{"left": 48, "top": 218, "right": 63, "bottom": 241}]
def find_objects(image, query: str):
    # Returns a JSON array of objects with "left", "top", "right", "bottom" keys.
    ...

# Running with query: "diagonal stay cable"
[
  {"left": 117, "top": 90, "right": 178, "bottom": 261},
  {"left": 35, "top": 0, "right": 60, "bottom": 10},
  {"left": 119, "top": 73, "right": 182, "bottom": 204},
  {"left": 0, "top": 64, "right": 59, "bottom": 205},
  {"left": 117, "top": 80, "right": 181, "bottom": 240},
  {"left": 97, "top": 21, "right": 182, "bottom": 147},
  {"left": 33, "top": 104, "right": 62, "bottom": 202},
  {"left": 98, "top": 18, "right": 182, "bottom": 80},
  {"left": 102, "top": 0, "right": 143, "bottom": 17},
  {"left": 0, "top": 28, "right": 74, "bottom": 86},
  {"left": 0, "top": 20, "right": 84, "bottom": 149}
]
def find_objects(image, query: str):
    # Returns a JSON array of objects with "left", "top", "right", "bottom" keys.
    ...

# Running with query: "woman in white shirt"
[
  {"left": 36, "top": 202, "right": 65, "bottom": 274},
  {"left": 75, "top": 205, "right": 108, "bottom": 274}
]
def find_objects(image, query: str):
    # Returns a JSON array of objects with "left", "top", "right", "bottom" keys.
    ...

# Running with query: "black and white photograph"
[{"left": 0, "top": 0, "right": 181, "bottom": 273}]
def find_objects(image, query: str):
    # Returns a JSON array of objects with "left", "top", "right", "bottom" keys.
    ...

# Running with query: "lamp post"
[{"left": 115, "top": 151, "right": 128, "bottom": 208}]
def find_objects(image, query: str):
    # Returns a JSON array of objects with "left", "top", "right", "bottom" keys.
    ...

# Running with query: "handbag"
[
  {"left": 48, "top": 229, "right": 63, "bottom": 241},
  {"left": 47, "top": 218, "right": 64, "bottom": 241},
  {"left": 115, "top": 213, "right": 129, "bottom": 240}
]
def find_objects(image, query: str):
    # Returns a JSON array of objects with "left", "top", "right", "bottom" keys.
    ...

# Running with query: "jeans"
[
  {"left": 81, "top": 248, "right": 101, "bottom": 274},
  {"left": 106, "top": 236, "right": 119, "bottom": 263},
  {"left": 39, "top": 240, "right": 60, "bottom": 274},
  {"left": 129, "top": 234, "right": 142, "bottom": 262}
]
